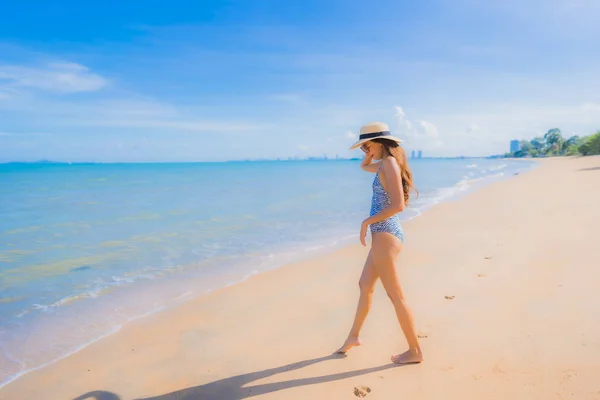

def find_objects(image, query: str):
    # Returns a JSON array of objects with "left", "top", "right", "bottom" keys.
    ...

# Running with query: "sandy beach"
[{"left": 2, "top": 156, "right": 599, "bottom": 400}]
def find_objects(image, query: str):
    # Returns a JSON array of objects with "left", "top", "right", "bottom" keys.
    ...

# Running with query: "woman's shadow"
[{"left": 74, "top": 353, "right": 403, "bottom": 400}]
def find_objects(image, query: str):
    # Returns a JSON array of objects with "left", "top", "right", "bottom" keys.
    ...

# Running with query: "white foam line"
[
  {"left": 0, "top": 325, "right": 122, "bottom": 391},
  {"left": 174, "top": 291, "right": 193, "bottom": 301},
  {"left": 398, "top": 166, "right": 532, "bottom": 224},
  {"left": 0, "top": 305, "right": 167, "bottom": 391},
  {"left": 12, "top": 268, "right": 165, "bottom": 318}
]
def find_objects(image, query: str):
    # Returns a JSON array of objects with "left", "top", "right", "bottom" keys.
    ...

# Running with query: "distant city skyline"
[
  {"left": 510, "top": 140, "right": 520, "bottom": 153},
  {"left": 2, "top": 153, "right": 502, "bottom": 165},
  {"left": 410, "top": 150, "right": 423, "bottom": 159}
]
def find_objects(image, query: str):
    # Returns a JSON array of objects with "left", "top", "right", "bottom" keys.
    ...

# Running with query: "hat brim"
[{"left": 349, "top": 135, "right": 403, "bottom": 150}]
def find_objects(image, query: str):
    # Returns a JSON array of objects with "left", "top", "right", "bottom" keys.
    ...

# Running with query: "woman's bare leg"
[
  {"left": 336, "top": 250, "right": 379, "bottom": 353},
  {"left": 371, "top": 233, "right": 423, "bottom": 364}
]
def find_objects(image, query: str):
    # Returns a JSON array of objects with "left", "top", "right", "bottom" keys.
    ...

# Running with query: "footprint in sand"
[
  {"left": 484, "top": 256, "right": 492, "bottom": 260},
  {"left": 353, "top": 386, "right": 371, "bottom": 397},
  {"left": 418, "top": 333, "right": 428, "bottom": 339},
  {"left": 477, "top": 273, "right": 486, "bottom": 277},
  {"left": 444, "top": 295, "right": 455, "bottom": 300}
]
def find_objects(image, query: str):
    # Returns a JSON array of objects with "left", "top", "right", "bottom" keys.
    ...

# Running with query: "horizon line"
[{"left": 0, "top": 155, "right": 499, "bottom": 165}]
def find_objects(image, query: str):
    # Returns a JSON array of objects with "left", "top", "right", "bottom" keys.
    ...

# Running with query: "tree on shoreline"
[
  {"left": 506, "top": 129, "right": 600, "bottom": 158},
  {"left": 579, "top": 132, "right": 600, "bottom": 156}
]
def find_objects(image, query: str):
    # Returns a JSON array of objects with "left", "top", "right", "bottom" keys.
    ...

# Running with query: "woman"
[{"left": 336, "top": 121, "right": 423, "bottom": 365}]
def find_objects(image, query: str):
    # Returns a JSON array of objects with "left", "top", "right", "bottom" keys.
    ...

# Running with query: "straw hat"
[{"left": 349, "top": 122, "right": 403, "bottom": 150}]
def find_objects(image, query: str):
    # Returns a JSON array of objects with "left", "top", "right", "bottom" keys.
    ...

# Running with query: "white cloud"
[
  {"left": 0, "top": 62, "right": 107, "bottom": 93},
  {"left": 47, "top": 62, "right": 89, "bottom": 72},
  {"left": 345, "top": 130, "right": 356, "bottom": 140},
  {"left": 416, "top": 101, "right": 600, "bottom": 156},
  {"left": 0, "top": 87, "right": 20, "bottom": 100},
  {"left": 298, "top": 144, "right": 309, "bottom": 151},
  {"left": 391, "top": 100, "right": 598, "bottom": 156},
  {"left": 394, "top": 106, "right": 406, "bottom": 119},
  {"left": 81, "top": 118, "right": 267, "bottom": 132},
  {"left": 1, "top": 96, "right": 268, "bottom": 133},
  {"left": 394, "top": 105, "right": 443, "bottom": 151},
  {"left": 394, "top": 106, "right": 415, "bottom": 133},
  {"left": 418, "top": 120, "right": 439, "bottom": 138}
]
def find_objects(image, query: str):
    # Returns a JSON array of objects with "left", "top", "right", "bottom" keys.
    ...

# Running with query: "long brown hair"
[{"left": 372, "top": 138, "right": 418, "bottom": 206}]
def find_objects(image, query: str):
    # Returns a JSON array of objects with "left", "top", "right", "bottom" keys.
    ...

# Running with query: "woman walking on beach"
[{"left": 336, "top": 122, "right": 423, "bottom": 364}]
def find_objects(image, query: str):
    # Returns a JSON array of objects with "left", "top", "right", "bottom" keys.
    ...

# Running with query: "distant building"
[
  {"left": 411, "top": 150, "right": 416, "bottom": 159},
  {"left": 510, "top": 140, "right": 520, "bottom": 153},
  {"left": 418, "top": 150, "right": 422, "bottom": 159}
]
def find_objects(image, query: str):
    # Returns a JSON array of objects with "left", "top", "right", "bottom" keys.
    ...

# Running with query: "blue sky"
[{"left": 1, "top": 0, "right": 599, "bottom": 162}]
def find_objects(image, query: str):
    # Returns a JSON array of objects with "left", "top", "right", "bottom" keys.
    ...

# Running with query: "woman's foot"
[
  {"left": 335, "top": 336, "right": 361, "bottom": 354},
  {"left": 391, "top": 349, "right": 423, "bottom": 364}
]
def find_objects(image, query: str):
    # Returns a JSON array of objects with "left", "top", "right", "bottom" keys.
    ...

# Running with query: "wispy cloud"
[
  {"left": 0, "top": 87, "right": 20, "bottom": 100},
  {"left": 416, "top": 101, "right": 600, "bottom": 156},
  {"left": 0, "top": 62, "right": 107, "bottom": 93},
  {"left": 394, "top": 106, "right": 406, "bottom": 119},
  {"left": 418, "top": 121, "right": 439, "bottom": 139},
  {"left": 81, "top": 118, "right": 269, "bottom": 132},
  {"left": 2, "top": 91, "right": 269, "bottom": 133},
  {"left": 394, "top": 106, "right": 443, "bottom": 151}
]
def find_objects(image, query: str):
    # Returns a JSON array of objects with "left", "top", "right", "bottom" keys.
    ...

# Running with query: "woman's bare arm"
[{"left": 360, "top": 155, "right": 382, "bottom": 173}]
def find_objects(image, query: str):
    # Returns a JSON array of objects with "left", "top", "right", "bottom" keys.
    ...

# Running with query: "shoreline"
[
  {"left": 0, "top": 159, "right": 536, "bottom": 390},
  {"left": 4, "top": 157, "right": 597, "bottom": 399}
]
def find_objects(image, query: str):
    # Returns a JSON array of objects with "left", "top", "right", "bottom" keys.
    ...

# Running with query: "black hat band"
[{"left": 358, "top": 131, "right": 391, "bottom": 140}]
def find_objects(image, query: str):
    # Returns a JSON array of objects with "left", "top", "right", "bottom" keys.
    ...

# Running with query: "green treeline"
[{"left": 507, "top": 129, "right": 600, "bottom": 158}]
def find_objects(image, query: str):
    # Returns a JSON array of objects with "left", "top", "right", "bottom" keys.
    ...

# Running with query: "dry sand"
[{"left": 2, "top": 156, "right": 600, "bottom": 400}]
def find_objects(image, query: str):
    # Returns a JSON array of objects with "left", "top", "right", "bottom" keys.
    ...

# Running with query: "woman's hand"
[
  {"left": 360, "top": 154, "right": 373, "bottom": 168},
  {"left": 360, "top": 220, "right": 368, "bottom": 247},
  {"left": 360, "top": 154, "right": 381, "bottom": 173}
]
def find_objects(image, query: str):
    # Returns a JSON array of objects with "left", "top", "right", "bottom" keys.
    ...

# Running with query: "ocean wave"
[
  {"left": 410, "top": 171, "right": 508, "bottom": 215},
  {"left": 13, "top": 271, "right": 158, "bottom": 318},
  {"left": 489, "top": 163, "right": 507, "bottom": 171}
]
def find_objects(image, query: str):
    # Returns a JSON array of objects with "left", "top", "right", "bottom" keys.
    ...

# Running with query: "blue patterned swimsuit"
[{"left": 369, "top": 169, "right": 405, "bottom": 243}]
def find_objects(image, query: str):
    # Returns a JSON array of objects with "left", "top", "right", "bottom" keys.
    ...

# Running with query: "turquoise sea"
[{"left": 0, "top": 158, "right": 535, "bottom": 387}]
